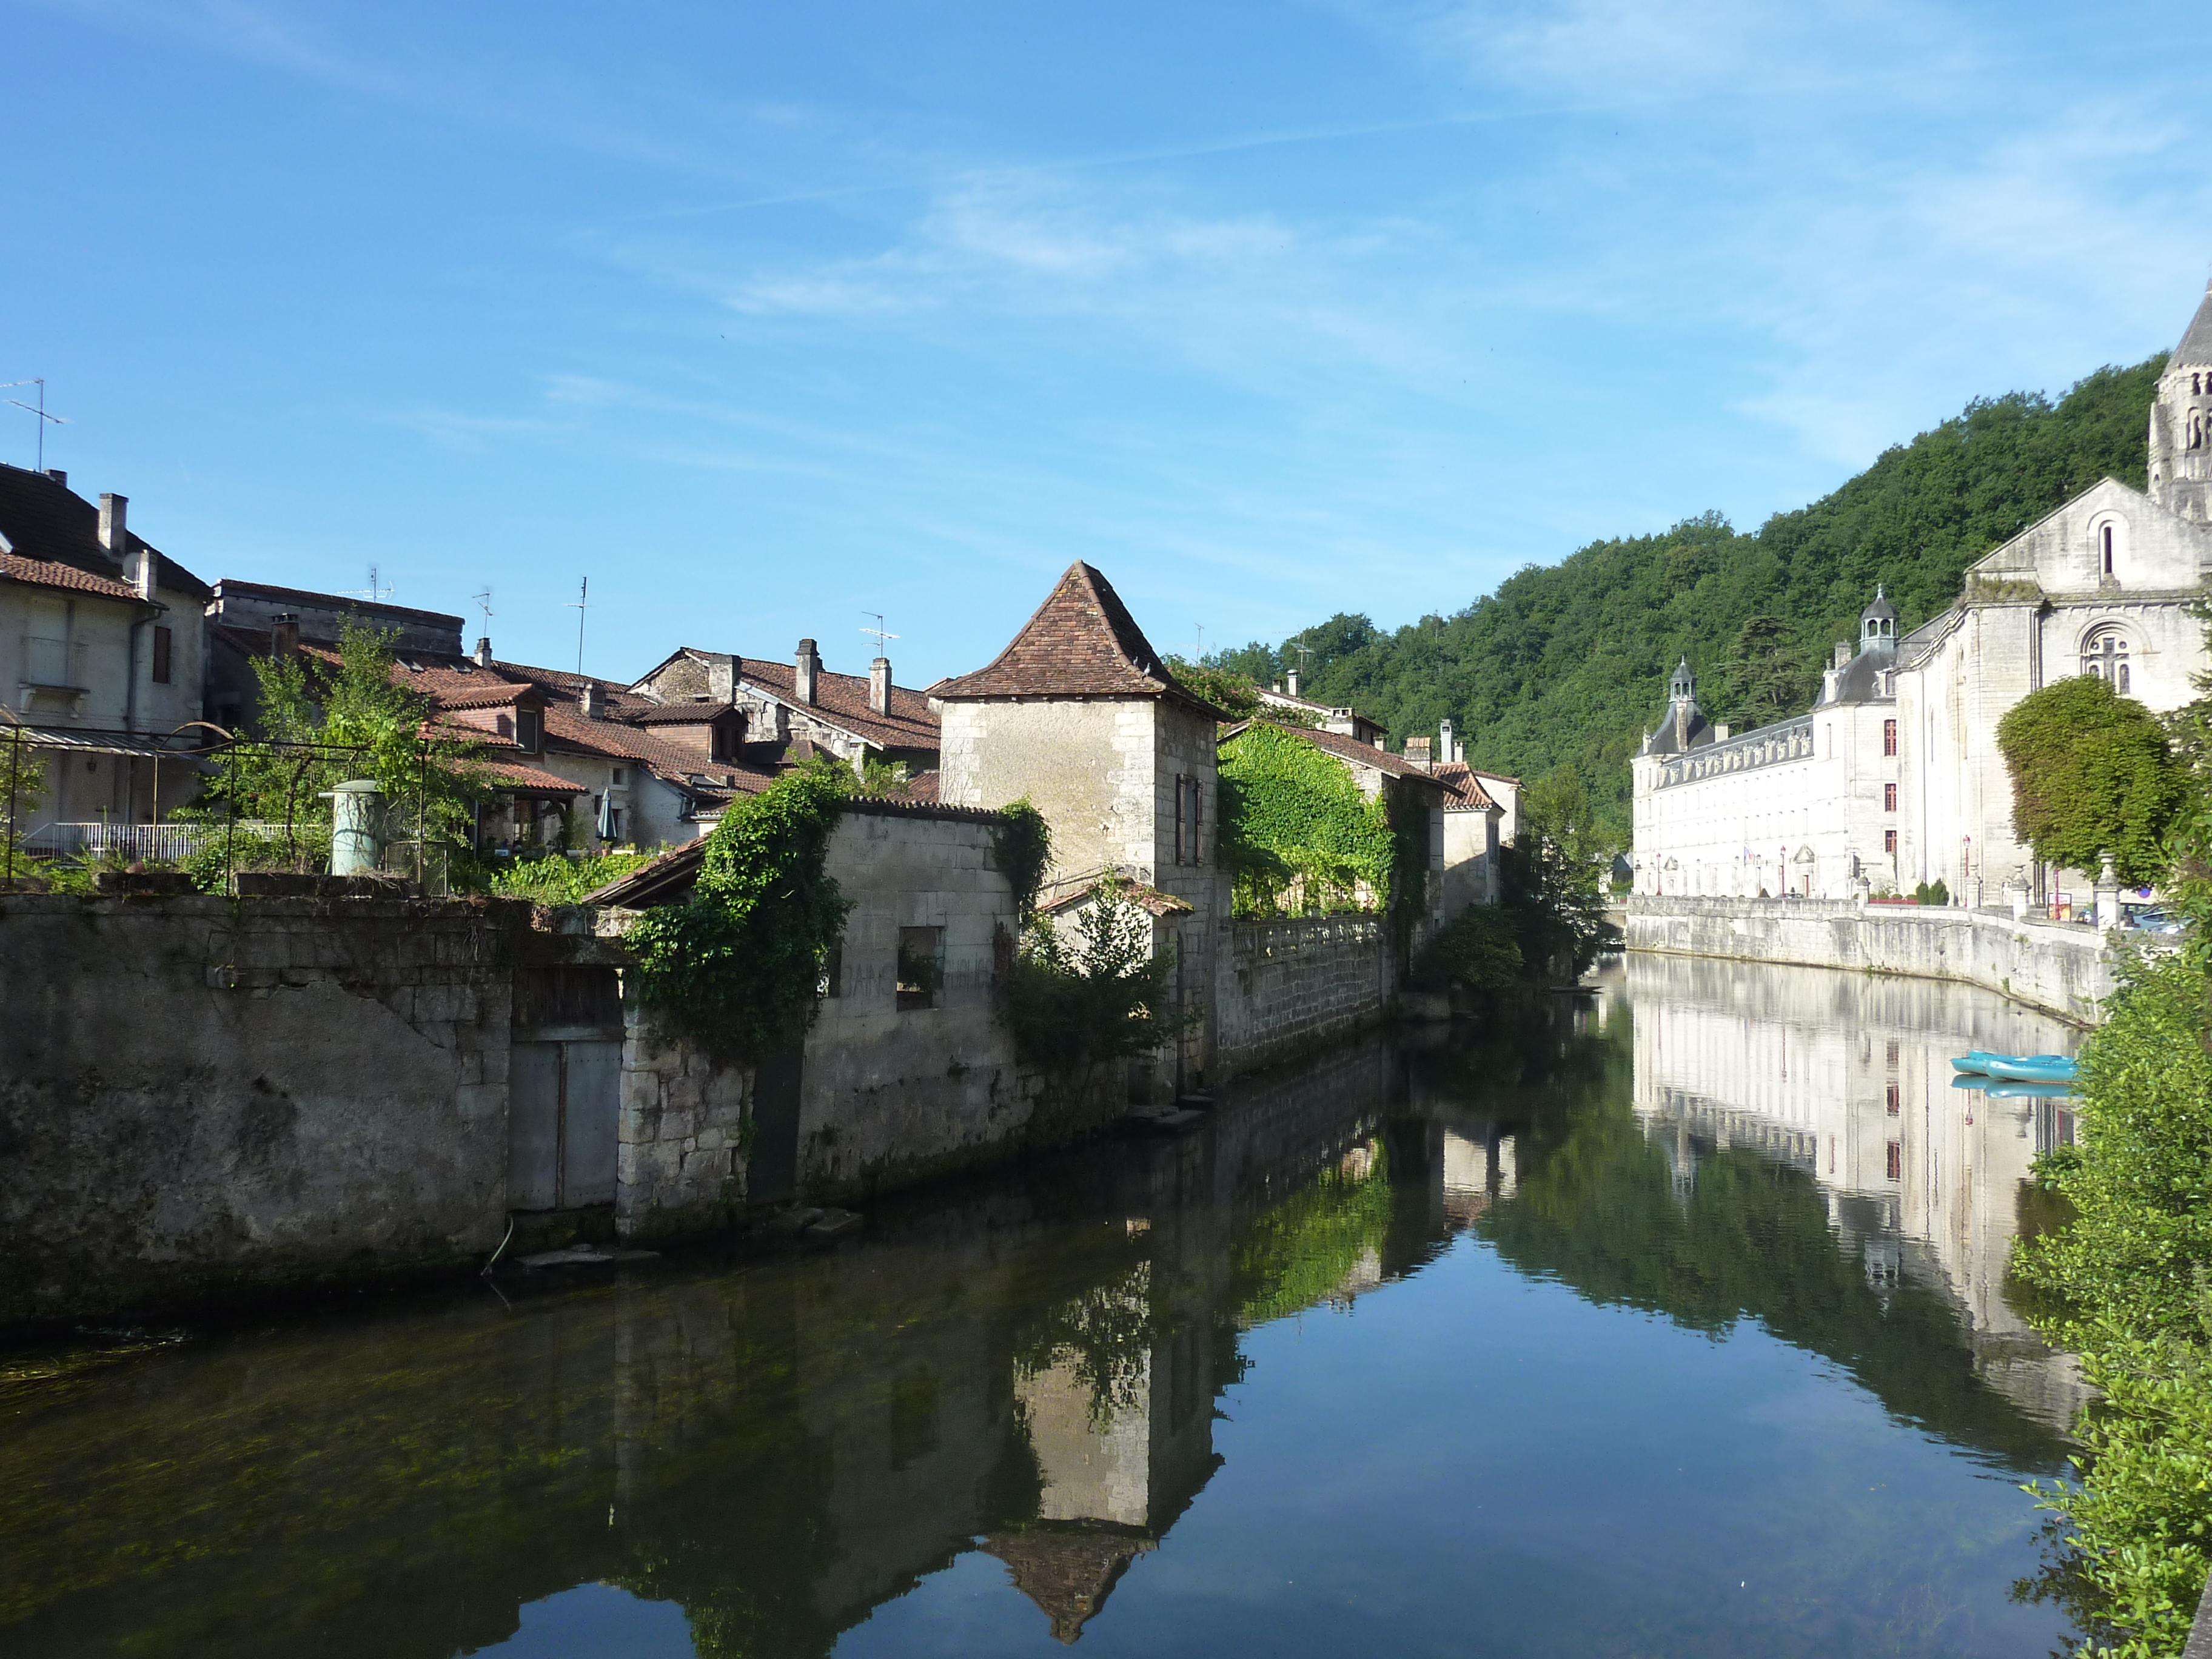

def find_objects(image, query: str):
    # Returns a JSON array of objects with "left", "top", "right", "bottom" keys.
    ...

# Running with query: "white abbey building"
[{"left": 1633, "top": 280, "right": 2212, "bottom": 907}]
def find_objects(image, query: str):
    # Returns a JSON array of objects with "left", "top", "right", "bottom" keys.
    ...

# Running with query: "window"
[
  {"left": 612, "top": 767, "right": 626, "bottom": 784},
  {"left": 1886, "top": 1082, "right": 1900, "bottom": 1116},
  {"left": 896, "top": 926, "right": 943, "bottom": 1011},
  {"left": 1883, "top": 829, "right": 1897, "bottom": 854},
  {"left": 1173, "top": 774, "right": 1204, "bottom": 865},
  {"left": 515, "top": 708, "right": 542, "bottom": 752},
  {"left": 1886, "top": 1141, "right": 1903, "bottom": 1181},
  {"left": 151, "top": 625, "right": 172, "bottom": 685},
  {"left": 1882, "top": 719, "right": 1897, "bottom": 757},
  {"left": 2102, "top": 523, "right": 2114, "bottom": 574},
  {"left": 1883, "top": 783, "right": 1897, "bottom": 812},
  {"left": 2082, "top": 628, "right": 2129, "bottom": 691}
]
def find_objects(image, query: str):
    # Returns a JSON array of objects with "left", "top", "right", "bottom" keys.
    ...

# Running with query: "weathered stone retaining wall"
[
  {"left": 1213, "top": 913, "right": 1395, "bottom": 1078},
  {"left": 0, "top": 893, "right": 532, "bottom": 1324},
  {"left": 1623, "top": 894, "right": 2117, "bottom": 1024}
]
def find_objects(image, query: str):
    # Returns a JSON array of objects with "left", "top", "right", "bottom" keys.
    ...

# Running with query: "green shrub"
[
  {"left": 489, "top": 850, "right": 657, "bottom": 905},
  {"left": 2014, "top": 951, "right": 2212, "bottom": 1655},
  {"left": 1003, "top": 880, "right": 1185, "bottom": 1074},
  {"left": 1412, "top": 905, "right": 1525, "bottom": 992}
]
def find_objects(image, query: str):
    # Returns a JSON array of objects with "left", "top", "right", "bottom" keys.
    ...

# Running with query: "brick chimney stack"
[
  {"left": 795, "top": 637, "right": 820, "bottom": 705},
  {"left": 98, "top": 492, "right": 127, "bottom": 559},
  {"left": 870, "top": 655, "right": 891, "bottom": 717}
]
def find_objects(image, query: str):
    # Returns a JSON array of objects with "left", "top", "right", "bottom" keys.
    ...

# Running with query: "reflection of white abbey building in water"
[
  {"left": 1633, "top": 281, "right": 2212, "bottom": 905},
  {"left": 1626, "top": 954, "right": 2088, "bottom": 1429}
]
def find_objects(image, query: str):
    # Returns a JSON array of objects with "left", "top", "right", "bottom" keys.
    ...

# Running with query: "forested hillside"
[{"left": 1213, "top": 357, "right": 2167, "bottom": 837}]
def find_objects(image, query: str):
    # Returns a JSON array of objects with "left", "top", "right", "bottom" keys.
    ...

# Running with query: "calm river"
[{"left": 0, "top": 956, "right": 2088, "bottom": 1657}]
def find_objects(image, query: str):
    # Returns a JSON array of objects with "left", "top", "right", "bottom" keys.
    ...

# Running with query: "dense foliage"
[
  {"left": 488, "top": 849, "right": 658, "bottom": 904},
  {"left": 1212, "top": 358, "right": 2166, "bottom": 837},
  {"left": 1217, "top": 722, "right": 1396, "bottom": 917},
  {"left": 1410, "top": 904, "right": 1524, "bottom": 992},
  {"left": 0, "top": 728, "right": 47, "bottom": 876},
  {"left": 187, "top": 621, "right": 484, "bottom": 883},
  {"left": 627, "top": 766, "right": 853, "bottom": 1061},
  {"left": 1231, "top": 1142, "right": 1395, "bottom": 1326},
  {"left": 987, "top": 800, "right": 1051, "bottom": 920},
  {"left": 1003, "top": 877, "right": 1185, "bottom": 1075},
  {"left": 1999, "top": 677, "right": 2185, "bottom": 886}
]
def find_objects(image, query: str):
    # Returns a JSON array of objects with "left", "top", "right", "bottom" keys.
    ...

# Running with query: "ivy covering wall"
[{"left": 1218, "top": 722, "right": 1397, "bottom": 919}]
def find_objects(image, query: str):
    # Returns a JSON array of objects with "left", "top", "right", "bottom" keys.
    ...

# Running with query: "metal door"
[{"left": 508, "top": 1039, "right": 623, "bottom": 1210}]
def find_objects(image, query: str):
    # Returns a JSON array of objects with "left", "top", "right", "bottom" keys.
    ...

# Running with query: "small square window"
[{"left": 897, "top": 927, "right": 943, "bottom": 1011}]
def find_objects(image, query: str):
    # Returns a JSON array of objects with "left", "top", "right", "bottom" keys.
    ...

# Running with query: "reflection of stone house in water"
[{"left": 1622, "top": 953, "right": 2089, "bottom": 1428}]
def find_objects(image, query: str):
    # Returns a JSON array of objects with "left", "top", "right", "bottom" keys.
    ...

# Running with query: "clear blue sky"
[{"left": 5, "top": 1, "right": 2208, "bottom": 687}]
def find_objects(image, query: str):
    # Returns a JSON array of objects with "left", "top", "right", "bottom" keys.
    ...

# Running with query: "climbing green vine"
[
  {"left": 988, "top": 800, "right": 1051, "bottom": 921},
  {"left": 627, "top": 766, "right": 853, "bottom": 1061},
  {"left": 1218, "top": 722, "right": 1396, "bottom": 918}
]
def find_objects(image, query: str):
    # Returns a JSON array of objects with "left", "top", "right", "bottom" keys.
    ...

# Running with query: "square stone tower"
[
  {"left": 2149, "top": 277, "right": 2212, "bottom": 525},
  {"left": 933, "top": 561, "right": 1227, "bottom": 1089}
]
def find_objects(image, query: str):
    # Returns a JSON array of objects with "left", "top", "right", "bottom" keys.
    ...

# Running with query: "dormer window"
[{"left": 515, "top": 708, "right": 542, "bottom": 753}]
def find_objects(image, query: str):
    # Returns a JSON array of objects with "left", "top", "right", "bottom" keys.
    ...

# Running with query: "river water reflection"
[{"left": 0, "top": 959, "right": 2086, "bottom": 1657}]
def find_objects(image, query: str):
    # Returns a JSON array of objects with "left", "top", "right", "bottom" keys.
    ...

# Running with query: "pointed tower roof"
[
  {"left": 1862, "top": 583, "right": 1898, "bottom": 623},
  {"left": 2176, "top": 278, "right": 2212, "bottom": 366},
  {"left": 934, "top": 561, "right": 1215, "bottom": 711}
]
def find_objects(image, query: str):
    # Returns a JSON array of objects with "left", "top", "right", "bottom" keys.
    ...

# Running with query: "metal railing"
[{"left": 22, "top": 821, "right": 289, "bottom": 863}]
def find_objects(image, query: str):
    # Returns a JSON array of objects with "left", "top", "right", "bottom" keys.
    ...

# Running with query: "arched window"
[
  {"left": 2102, "top": 523, "right": 2114, "bottom": 574},
  {"left": 2082, "top": 627, "right": 2130, "bottom": 693}
]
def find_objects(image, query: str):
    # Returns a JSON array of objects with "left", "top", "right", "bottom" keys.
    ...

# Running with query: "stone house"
[
  {"left": 931, "top": 561, "right": 1229, "bottom": 1093},
  {"left": 1215, "top": 717, "right": 1449, "bottom": 930},
  {"left": 1431, "top": 762, "right": 1506, "bottom": 911},
  {"left": 0, "top": 466, "right": 211, "bottom": 840},
  {"left": 634, "top": 640, "right": 942, "bottom": 781}
]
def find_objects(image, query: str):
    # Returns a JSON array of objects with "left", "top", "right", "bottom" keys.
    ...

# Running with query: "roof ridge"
[{"left": 933, "top": 561, "right": 1210, "bottom": 706}]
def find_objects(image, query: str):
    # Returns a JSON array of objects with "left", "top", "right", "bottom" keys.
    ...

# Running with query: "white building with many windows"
[{"left": 1634, "top": 278, "right": 2212, "bottom": 906}]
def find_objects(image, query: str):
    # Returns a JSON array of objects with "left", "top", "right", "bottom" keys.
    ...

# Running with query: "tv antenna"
[
  {"left": 471, "top": 588, "right": 494, "bottom": 633},
  {"left": 346, "top": 564, "right": 394, "bottom": 602},
  {"left": 860, "top": 612, "right": 899, "bottom": 654},
  {"left": 1, "top": 380, "right": 67, "bottom": 472},
  {"left": 1194, "top": 623, "right": 1205, "bottom": 660},
  {"left": 568, "top": 577, "right": 591, "bottom": 674}
]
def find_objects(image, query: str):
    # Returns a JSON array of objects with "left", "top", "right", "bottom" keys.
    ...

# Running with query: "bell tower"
[{"left": 2149, "top": 276, "right": 2212, "bottom": 525}]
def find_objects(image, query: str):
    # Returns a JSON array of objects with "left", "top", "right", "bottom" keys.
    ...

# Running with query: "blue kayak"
[
  {"left": 1950, "top": 1051, "right": 2004, "bottom": 1075},
  {"left": 1984, "top": 1054, "right": 2077, "bottom": 1084}
]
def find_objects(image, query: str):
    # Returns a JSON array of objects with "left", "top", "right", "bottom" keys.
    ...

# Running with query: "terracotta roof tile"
[
  {"left": 0, "top": 552, "right": 142, "bottom": 601},
  {"left": 1223, "top": 718, "right": 1449, "bottom": 786},
  {"left": 734, "top": 657, "right": 940, "bottom": 748},
  {"left": 481, "top": 760, "right": 588, "bottom": 795},
  {"left": 0, "top": 463, "right": 209, "bottom": 598},
  {"left": 1430, "top": 762, "right": 1499, "bottom": 813},
  {"left": 933, "top": 562, "right": 1218, "bottom": 711}
]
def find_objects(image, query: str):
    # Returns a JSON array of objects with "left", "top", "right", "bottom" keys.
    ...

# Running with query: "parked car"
[{"left": 2120, "top": 905, "right": 2187, "bottom": 934}]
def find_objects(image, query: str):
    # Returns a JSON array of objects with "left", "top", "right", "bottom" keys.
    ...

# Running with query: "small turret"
[{"left": 1860, "top": 586, "right": 1898, "bottom": 654}]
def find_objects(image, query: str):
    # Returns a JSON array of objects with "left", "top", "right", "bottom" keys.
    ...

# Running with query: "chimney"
[
  {"left": 130, "top": 543, "right": 156, "bottom": 600},
  {"left": 1405, "top": 736, "right": 1432, "bottom": 767},
  {"left": 1285, "top": 668, "right": 1302, "bottom": 698},
  {"left": 45, "top": 469, "right": 65, "bottom": 488},
  {"left": 580, "top": 682, "right": 603, "bottom": 718},
  {"left": 870, "top": 656, "right": 891, "bottom": 717},
  {"left": 1439, "top": 718, "right": 1456, "bottom": 765},
  {"left": 795, "top": 637, "right": 820, "bottom": 705},
  {"left": 270, "top": 614, "right": 301, "bottom": 661},
  {"left": 475, "top": 637, "right": 494, "bottom": 668},
  {"left": 98, "top": 492, "right": 127, "bottom": 559},
  {"left": 1833, "top": 642, "right": 1852, "bottom": 669}
]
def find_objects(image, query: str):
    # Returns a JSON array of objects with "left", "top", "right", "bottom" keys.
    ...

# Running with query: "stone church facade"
[{"left": 1634, "top": 279, "right": 2212, "bottom": 907}]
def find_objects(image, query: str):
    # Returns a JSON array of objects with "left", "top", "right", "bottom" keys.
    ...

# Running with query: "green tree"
[
  {"left": 1997, "top": 675, "right": 2185, "bottom": 886},
  {"left": 0, "top": 723, "right": 48, "bottom": 876},
  {"left": 1003, "top": 877, "right": 1186, "bottom": 1074}
]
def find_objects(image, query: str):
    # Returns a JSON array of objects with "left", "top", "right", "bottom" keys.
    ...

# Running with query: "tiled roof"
[
  {"left": 1430, "top": 762, "right": 1499, "bottom": 813},
  {"left": 628, "top": 701, "right": 739, "bottom": 725},
  {"left": 431, "top": 681, "right": 542, "bottom": 711},
  {"left": 1222, "top": 718, "right": 1449, "bottom": 786},
  {"left": 892, "top": 769, "right": 939, "bottom": 803},
  {"left": 932, "top": 562, "right": 1216, "bottom": 711},
  {"left": 481, "top": 760, "right": 588, "bottom": 795},
  {"left": 1039, "top": 877, "right": 1194, "bottom": 918},
  {"left": 734, "top": 657, "right": 941, "bottom": 748},
  {"left": 1, "top": 551, "right": 143, "bottom": 601},
  {"left": 0, "top": 463, "right": 209, "bottom": 599},
  {"left": 583, "top": 793, "right": 1008, "bottom": 908}
]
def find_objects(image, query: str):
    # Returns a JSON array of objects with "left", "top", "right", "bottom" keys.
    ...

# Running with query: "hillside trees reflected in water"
[{"left": 0, "top": 965, "right": 2085, "bottom": 1659}]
